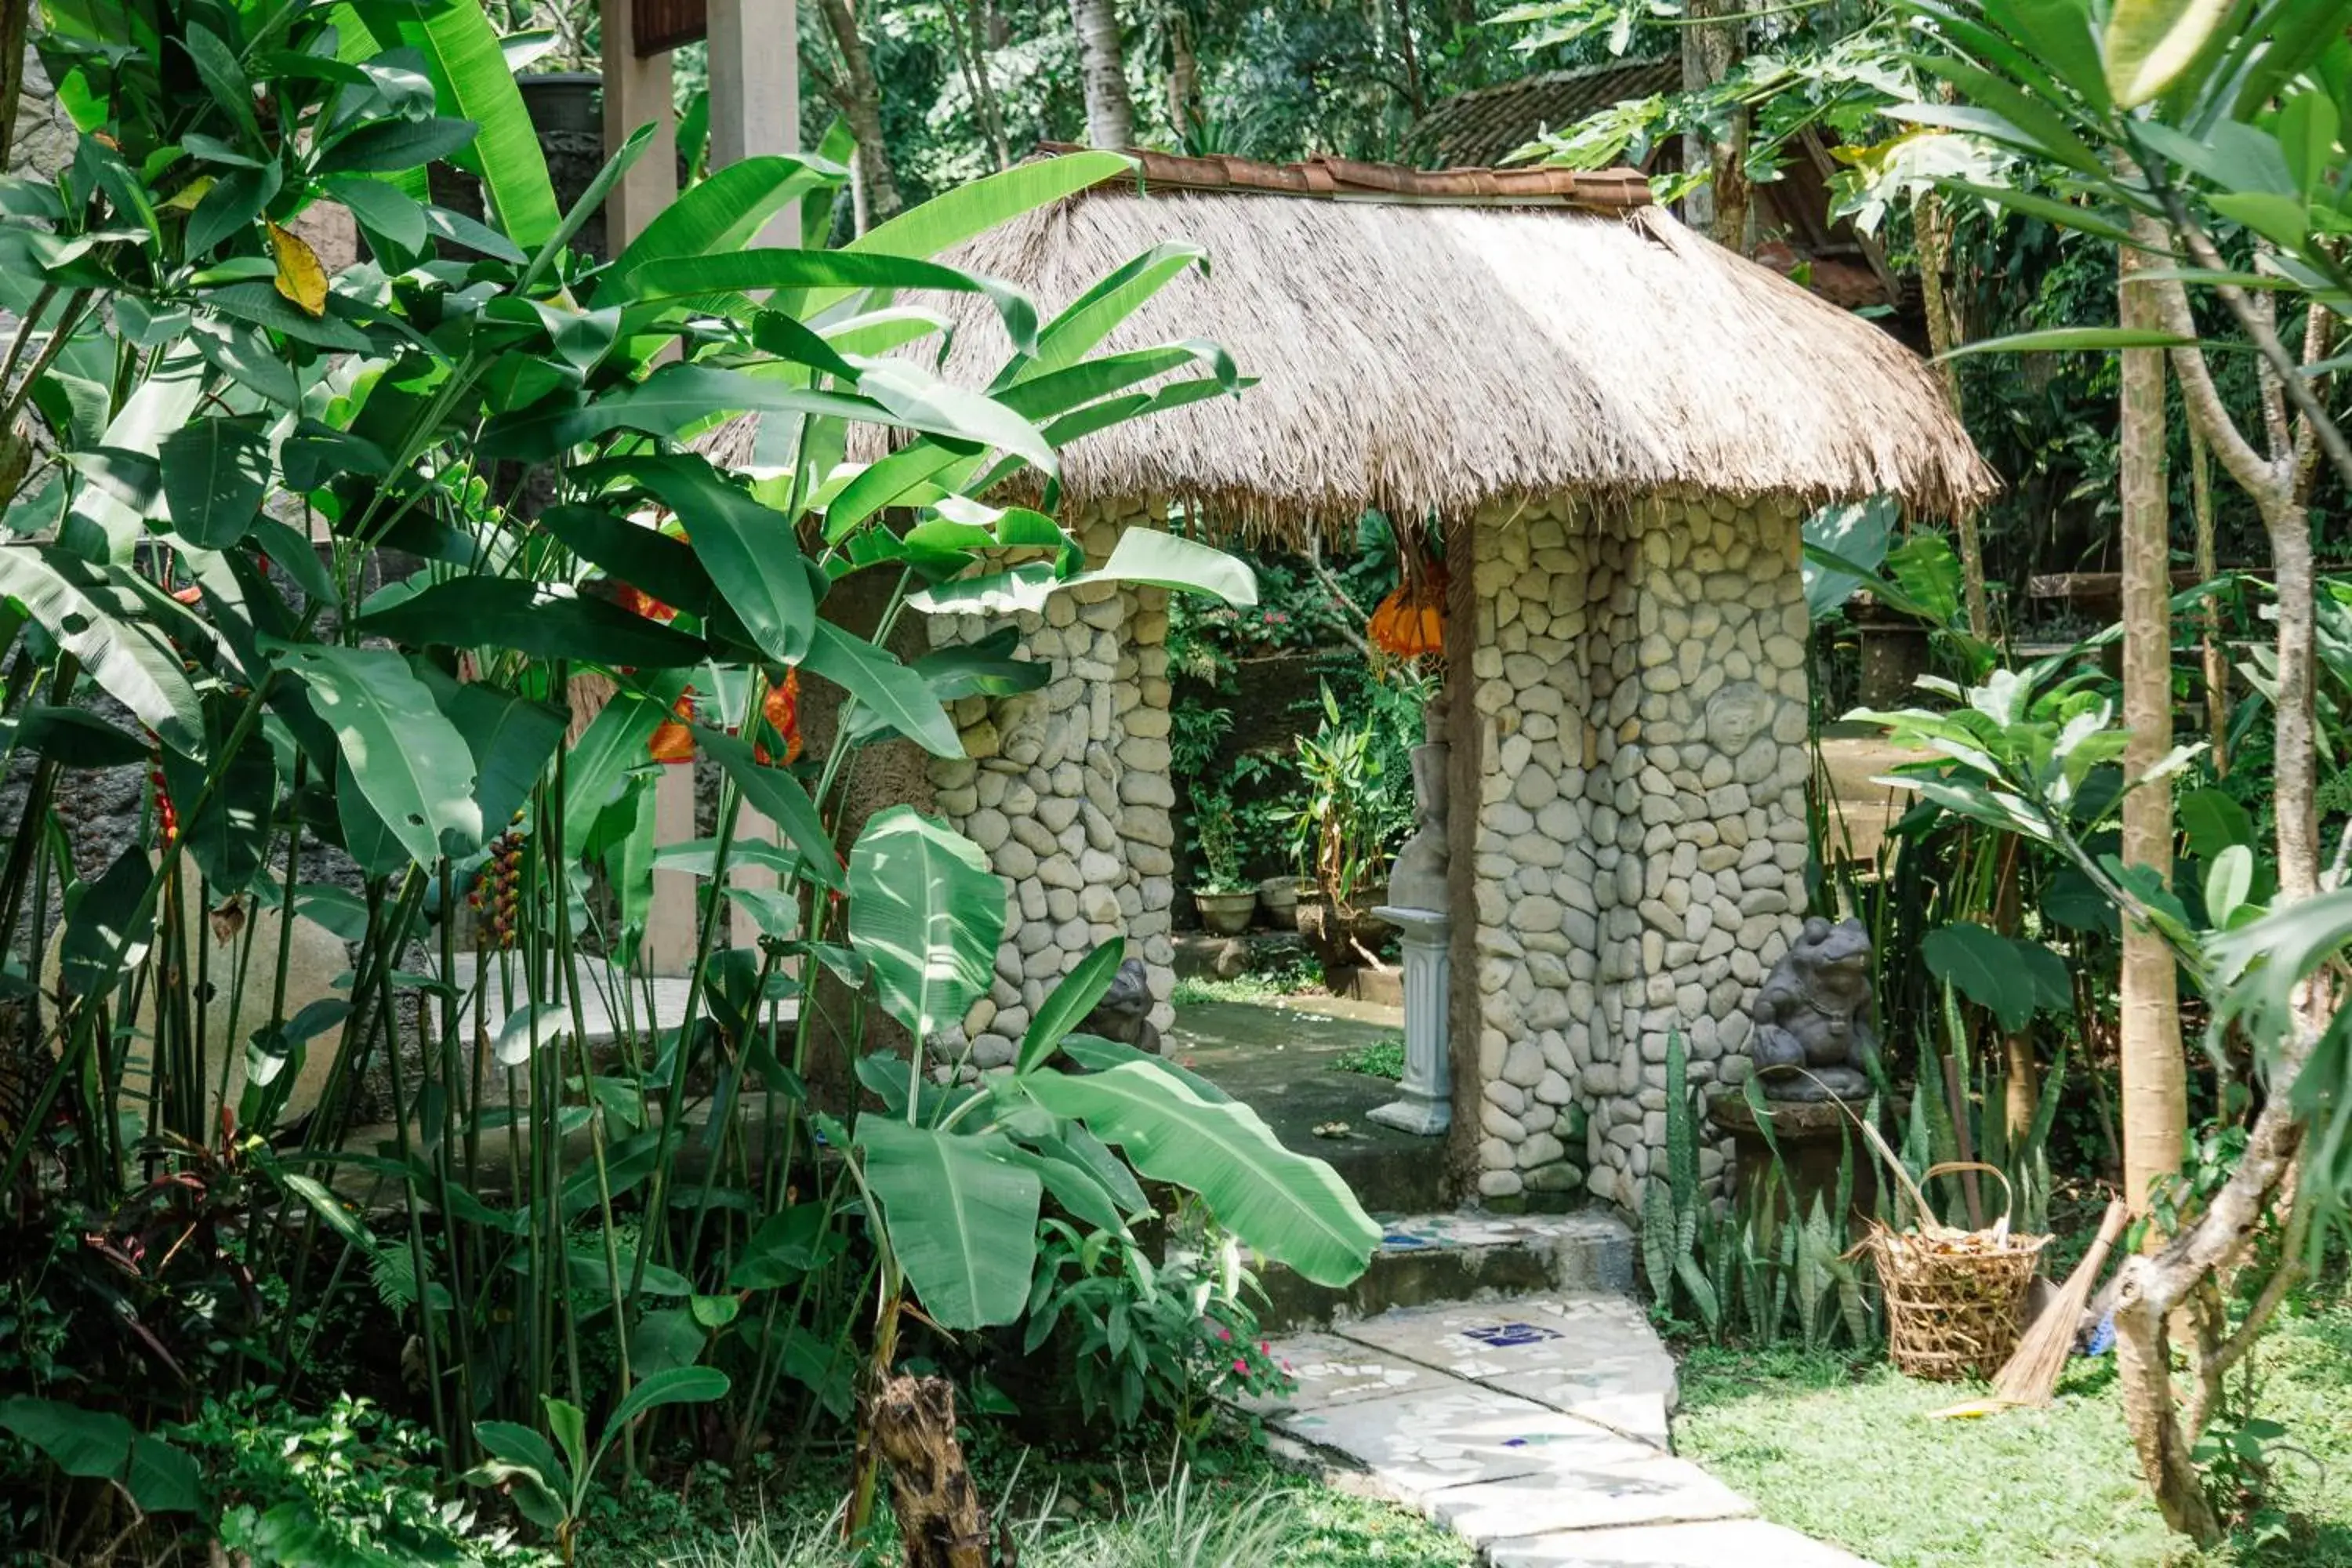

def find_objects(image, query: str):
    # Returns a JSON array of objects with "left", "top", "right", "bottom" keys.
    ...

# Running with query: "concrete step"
[{"left": 1256, "top": 1209, "right": 1636, "bottom": 1334}]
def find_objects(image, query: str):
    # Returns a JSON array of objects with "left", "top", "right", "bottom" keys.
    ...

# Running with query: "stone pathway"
[{"left": 1245, "top": 1292, "right": 1877, "bottom": 1566}]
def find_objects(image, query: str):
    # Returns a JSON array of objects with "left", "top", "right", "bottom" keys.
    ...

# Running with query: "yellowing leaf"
[
  {"left": 2103, "top": 0, "right": 2235, "bottom": 108},
  {"left": 159, "top": 176, "right": 216, "bottom": 213},
  {"left": 1926, "top": 1398, "right": 2014, "bottom": 1420},
  {"left": 267, "top": 221, "right": 327, "bottom": 318}
]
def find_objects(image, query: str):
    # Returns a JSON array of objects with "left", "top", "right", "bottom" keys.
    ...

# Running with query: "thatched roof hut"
[
  {"left": 911, "top": 150, "right": 1993, "bottom": 540},
  {"left": 880, "top": 152, "right": 1996, "bottom": 1217}
]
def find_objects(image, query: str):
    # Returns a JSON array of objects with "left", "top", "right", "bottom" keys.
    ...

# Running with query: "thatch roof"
[{"left": 866, "top": 152, "right": 1994, "bottom": 540}]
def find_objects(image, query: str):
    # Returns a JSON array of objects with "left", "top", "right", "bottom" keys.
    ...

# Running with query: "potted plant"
[
  {"left": 1191, "top": 790, "right": 1259, "bottom": 935},
  {"left": 1283, "top": 683, "right": 1396, "bottom": 962},
  {"left": 1256, "top": 874, "right": 1305, "bottom": 930}
]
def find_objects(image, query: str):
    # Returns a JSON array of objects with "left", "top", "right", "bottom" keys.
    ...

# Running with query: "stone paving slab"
[
  {"left": 1486, "top": 1519, "right": 1881, "bottom": 1566},
  {"left": 1253, "top": 1290, "right": 1881, "bottom": 1567},
  {"left": 1234, "top": 1333, "right": 1446, "bottom": 1416},
  {"left": 1330, "top": 1294, "right": 1678, "bottom": 1446},
  {"left": 1272, "top": 1385, "right": 1656, "bottom": 1495},
  {"left": 1429, "top": 1455, "right": 1754, "bottom": 1544}
]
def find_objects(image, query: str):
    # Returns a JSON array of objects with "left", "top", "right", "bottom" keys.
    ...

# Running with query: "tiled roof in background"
[{"left": 1406, "top": 58, "right": 1682, "bottom": 170}]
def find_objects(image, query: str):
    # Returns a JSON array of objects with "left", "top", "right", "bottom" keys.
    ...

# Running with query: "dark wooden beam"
[{"left": 633, "top": 0, "right": 706, "bottom": 55}]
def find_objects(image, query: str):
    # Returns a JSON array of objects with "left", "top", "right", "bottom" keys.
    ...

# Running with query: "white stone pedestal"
[{"left": 1369, "top": 906, "right": 1451, "bottom": 1136}]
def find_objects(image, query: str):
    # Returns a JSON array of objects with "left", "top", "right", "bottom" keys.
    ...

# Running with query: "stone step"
[{"left": 1255, "top": 1209, "right": 1637, "bottom": 1334}]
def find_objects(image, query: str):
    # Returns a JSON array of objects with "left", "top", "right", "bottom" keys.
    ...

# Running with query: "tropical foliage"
[{"left": 0, "top": 0, "right": 1377, "bottom": 1556}]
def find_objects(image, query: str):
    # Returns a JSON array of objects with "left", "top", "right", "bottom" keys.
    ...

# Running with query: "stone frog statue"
[
  {"left": 1074, "top": 957, "right": 1162, "bottom": 1057},
  {"left": 1749, "top": 916, "right": 1879, "bottom": 1101}
]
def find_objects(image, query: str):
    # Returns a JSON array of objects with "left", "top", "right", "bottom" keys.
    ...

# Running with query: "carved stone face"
[{"left": 1706, "top": 682, "right": 1773, "bottom": 754}]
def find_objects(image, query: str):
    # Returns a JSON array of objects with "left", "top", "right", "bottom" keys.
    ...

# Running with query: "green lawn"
[{"left": 1674, "top": 1295, "right": 2352, "bottom": 1568}]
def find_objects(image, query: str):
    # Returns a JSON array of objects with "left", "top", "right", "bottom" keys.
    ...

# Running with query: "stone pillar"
[
  {"left": 924, "top": 507, "right": 1179, "bottom": 1073},
  {"left": 598, "top": 0, "right": 678, "bottom": 247},
  {"left": 1464, "top": 495, "right": 1595, "bottom": 1203},
  {"left": 1584, "top": 491, "right": 1813, "bottom": 1212},
  {"left": 1370, "top": 909, "right": 1452, "bottom": 1135},
  {"left": 1461, "top": 490, "right": 1813, "bottom": 1214}
]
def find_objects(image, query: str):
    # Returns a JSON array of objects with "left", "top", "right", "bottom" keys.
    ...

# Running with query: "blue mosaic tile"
[{"left": 1465, "top": 1322, "right": 1563, "bottom": 1350}]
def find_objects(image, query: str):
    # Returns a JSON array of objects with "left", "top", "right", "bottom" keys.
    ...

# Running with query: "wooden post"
[{"left": 598, "top": 0, "right": 677, "bottom": 247}]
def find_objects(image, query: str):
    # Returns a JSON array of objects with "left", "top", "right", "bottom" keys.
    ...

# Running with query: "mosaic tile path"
[{"left": 1247, "top": 1294, "right": 1878, "bottom": 1566}]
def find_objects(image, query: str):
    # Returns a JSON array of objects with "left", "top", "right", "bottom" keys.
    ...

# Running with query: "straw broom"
[{"left": 1991, "top": 1198, "right": 2129, "bottom": 1407}]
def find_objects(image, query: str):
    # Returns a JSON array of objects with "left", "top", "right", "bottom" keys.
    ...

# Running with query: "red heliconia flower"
[
  {"left": 753, "top": 670, "right": 803, "bottom": 767},
  {"left": 613, "top": 581, "right": 679, "bottom": 625},
  {"left": 648, "top": 687, "right": 696, "bottom": 764}
]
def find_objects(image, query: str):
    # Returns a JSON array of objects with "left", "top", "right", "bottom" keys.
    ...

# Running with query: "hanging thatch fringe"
[{"left": 859, "top": 180, "right": 1994, "bottom": 542}]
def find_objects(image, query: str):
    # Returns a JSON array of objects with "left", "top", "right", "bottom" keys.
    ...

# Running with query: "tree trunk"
[
  {"left": 818, "top": 0, "right": 905, "bottom": 221},
  {"left": 1165, "top": 4, "right": 1199, "bottom": 147},
  {"left": 1915, "top": 191, "right": 1991, "bottom": 638},
  {"left": 942, "top": 0, "right": 1011, "bottom": 170},
  {"left": 2102, "top": 223, "right": 2328, "bottom": 1551},
  {"left": 1067, "top": 0, "right": 1134, "bottom": 148},
  {"left": 0, "top": 0, "right": 29, "bottom": 167},
  {"left": 1685, "top": 0, "right": 1749, "bottom": 252},
  {"left": 2117, "top": 244, "right": 2187, "bottom": 1221},
  {"left": 871, "top": 1376, "right": 1000, "bottom": 1568}
]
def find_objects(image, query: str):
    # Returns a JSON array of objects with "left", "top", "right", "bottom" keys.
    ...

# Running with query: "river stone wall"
[
  {"left": 925, "top": 507, "right": 1178, "bottom": 1070},
  {"left": 1465, "top": 491, "right": 1812, "bottom": 1210}
]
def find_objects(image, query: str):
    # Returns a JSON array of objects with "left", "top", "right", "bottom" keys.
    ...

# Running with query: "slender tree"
[
  {"left": 2116, "top": 239, "right": 2186, "bottom": 1221},
  {"left": 2107, "top": 212, "right": 2334, "bottom": 1544},
  {"left": 1069, "top": 0, "right": 1136, "bottom": 147},
  {"left": 1682, "top": 0, "right": 1749, "bottom": 250},
  {"left": 808, "top": 0, "right": 906, "bottom": 220}
]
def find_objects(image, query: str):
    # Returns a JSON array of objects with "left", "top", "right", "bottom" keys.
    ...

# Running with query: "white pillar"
[
  {"left": 708, "top": 0, "right": 798, "bottom": 164},
  {"left": 645, "top": 763, "right": 699, "bottom": 976},
  {"left": 1369, "top": 907, "right": 1452, "bottom": 1137},
  {"left": 598, "top": 0, "right": 677, "bottom": 248}
]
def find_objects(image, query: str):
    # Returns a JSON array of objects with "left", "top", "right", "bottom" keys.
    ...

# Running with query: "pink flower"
[
  {"left": 1217, "top": 1326, "right": 1232, "bottom": 1341},
  {"left": 1259, "top": 1340, "right": 1270, "bottom": 1353},
  {"left": 1233, "top": 1359, "right": 1248, "bottom": 1375}
]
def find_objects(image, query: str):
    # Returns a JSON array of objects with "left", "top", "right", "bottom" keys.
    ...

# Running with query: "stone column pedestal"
[
  {"left": 1369, "top": 906, "right": 1451, "bottom": 1136},
  {"left": 1708, "top": 1093, "right": 1882, "bottom": 1227}
]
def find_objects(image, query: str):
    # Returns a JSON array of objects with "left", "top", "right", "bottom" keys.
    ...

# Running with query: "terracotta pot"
[{"left": 1193, "top": 889, "right": 1258, "bottom": 936}]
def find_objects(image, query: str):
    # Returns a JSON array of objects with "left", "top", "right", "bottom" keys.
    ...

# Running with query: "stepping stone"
[
  {"left": 1272, "top": 1385, "right": 1654, "bottom": 1496},
  {"left": 1428, "top": 1452, "right": 1753, "bottom": 1544},
  {"left": 1330, "top": 1294, "right": 1679, "bottom": 1446},
  {"left": 1235, "top": 1332, "right": 1446, "bottom": 1416},
  {"left": 1486, "top": 1519, "right": 1882, "bottom": 1566}
]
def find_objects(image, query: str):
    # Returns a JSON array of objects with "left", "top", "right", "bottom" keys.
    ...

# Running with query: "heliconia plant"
[{"left": 0, "top": 0, "right": 1375, "bottom": 1553}]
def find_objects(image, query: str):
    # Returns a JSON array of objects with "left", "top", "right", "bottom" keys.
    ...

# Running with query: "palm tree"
[{"left": 1068, "top": 0, "right": 1135, "bottom": 147}]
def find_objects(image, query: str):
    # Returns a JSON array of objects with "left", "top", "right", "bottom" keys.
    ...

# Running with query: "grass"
[
  {"left": 1332, "top": 1036, "right": 1406, "bottom": 1080},
  {"left": 1171, "top": 956, "right": 1325, "bottom": 1006},
  {"left": 1674, "top": 1293, "right": 2352, "bottom": 1568},
  {"left": 579, "top": 1436, "right": 1471, "bottom": 1568}
]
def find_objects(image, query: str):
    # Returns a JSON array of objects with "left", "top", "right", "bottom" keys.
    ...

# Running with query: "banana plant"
[
  {"left": 0, "top": 0, "right": 1312, "bottom": 1498},
  {"left": 839, "top": 807, "right": 1381, "bottom": 1335}
]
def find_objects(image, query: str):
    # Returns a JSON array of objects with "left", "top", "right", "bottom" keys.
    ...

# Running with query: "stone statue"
[
  {"left": 1705, "top": 681, "right": 1773, "bottom": 756},
  {"left": 1077, "top": 957, "right": 1161, "bottom": 1055},
  {"left": 1749, "top": 916, "right": 1879, "bottom": 1101},
  {"left": 1385, "top": 691, "right": 1450, "bottom": 913}
]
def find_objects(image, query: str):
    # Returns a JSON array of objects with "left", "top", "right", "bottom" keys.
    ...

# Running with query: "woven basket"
[{"left": 1860, "top": 1163, "right": 2050, "bottom": 1381}]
